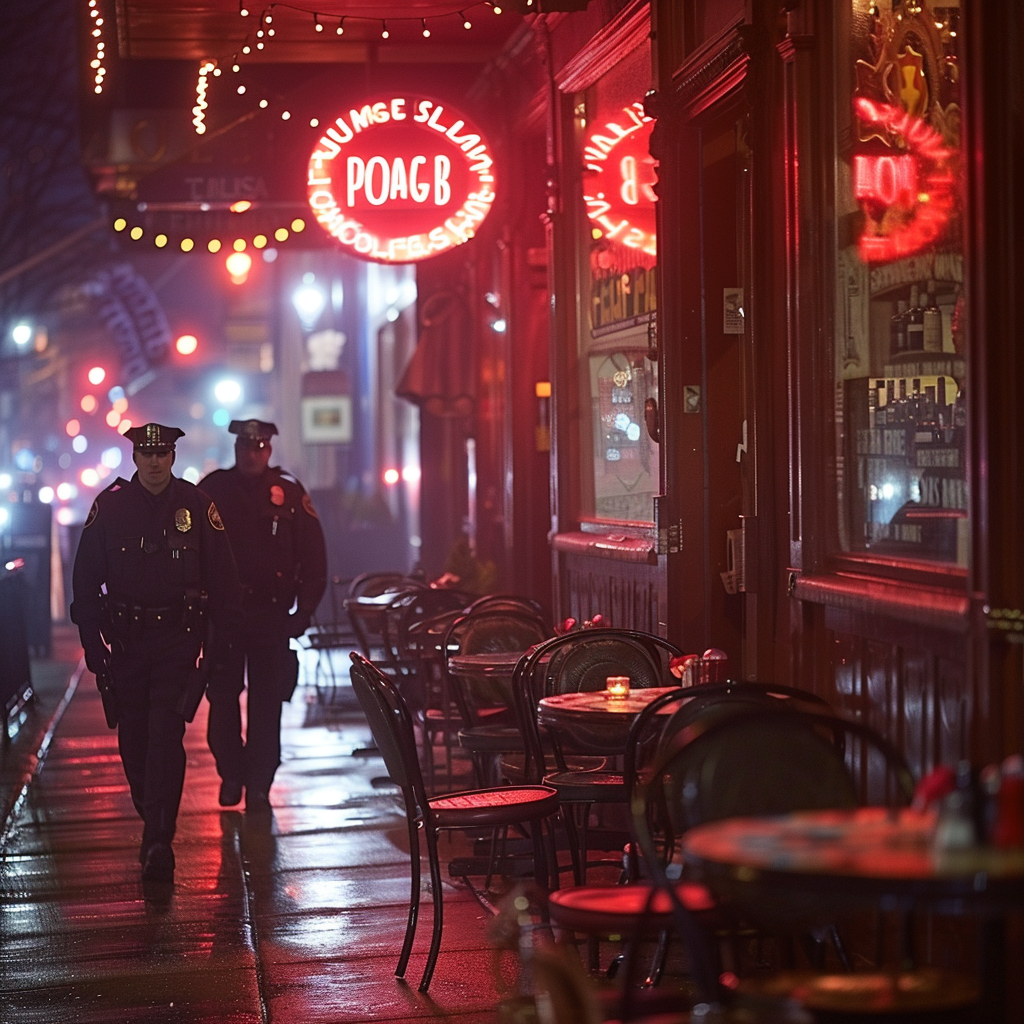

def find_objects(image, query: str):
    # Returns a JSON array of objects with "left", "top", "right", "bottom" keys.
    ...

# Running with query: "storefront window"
[
  {"left": 834, "top": 1, "right": 967, "bottom": 566},
  {"left": 578, "top": 40, "right": 659, "bottom": 523}
]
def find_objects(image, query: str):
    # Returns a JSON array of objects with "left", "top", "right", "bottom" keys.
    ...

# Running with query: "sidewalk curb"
[{"left": 0, "top": 658, "right": 83, "bottom": 848}]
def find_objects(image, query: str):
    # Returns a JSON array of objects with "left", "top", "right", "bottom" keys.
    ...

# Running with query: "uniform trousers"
[
  {"left": 110, "top": 623, "right": 201, "bottom": 849},
  {"left": 206, "top": 608, "right": 294, "bottom": 795}
]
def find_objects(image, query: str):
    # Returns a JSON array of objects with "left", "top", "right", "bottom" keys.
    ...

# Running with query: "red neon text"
[{"left": 854, "top": 97, "right": 955, "bottom": 264}]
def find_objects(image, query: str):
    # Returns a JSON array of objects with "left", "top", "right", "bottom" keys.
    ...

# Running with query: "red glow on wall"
[
  {"left": 853, "top": 97, "right": 955, "bottom": 263},
  {"left": 307, "top": 96, "right": 496, "bottom": 264}
]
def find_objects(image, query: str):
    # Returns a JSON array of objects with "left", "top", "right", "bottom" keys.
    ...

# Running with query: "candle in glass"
[{"left": 606, "top": 676, "right": 630, "bottom": 697}]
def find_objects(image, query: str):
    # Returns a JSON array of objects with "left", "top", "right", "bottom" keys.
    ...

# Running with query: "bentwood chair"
[
  {"left": 349, "top": 653, "right": 560, "bottom": 992},
  {"left": 632, "top": 706, "right": 977, "bottom": 1021},
  {"left": 513, "top": 629, "right": 683, "bottom": 885},
  {"left": 443, "top": 608, "right": 552, "bottom": 786}
]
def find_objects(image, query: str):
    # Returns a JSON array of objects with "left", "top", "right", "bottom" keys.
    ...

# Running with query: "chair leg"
[
  {"left": 420, "top": 827, "right": 446, "bottom": 992},
  {"left": 397, "top": 814, "right": 421, "bottom": 979}
]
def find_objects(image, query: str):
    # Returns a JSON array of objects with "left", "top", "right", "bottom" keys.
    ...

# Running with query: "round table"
[
  {"left": 537, "top": 685, "right": 684, "bottom": 753},
  {"left": 682, "top": 806, "right": 1024, "bottom": 1021}
]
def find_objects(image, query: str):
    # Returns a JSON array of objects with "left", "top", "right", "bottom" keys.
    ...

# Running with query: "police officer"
[
  {"left": 201, "top": 419, "right": 327, "bottom": 812},
  {"left": 71, "top": 423, "right": 241, "bottom": 882}
]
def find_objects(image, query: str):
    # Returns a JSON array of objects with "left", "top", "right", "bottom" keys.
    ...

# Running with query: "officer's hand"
[
  {"left": 84, "top": 641, "right": 110, "bottom": 677},
  {"left": 287, "top": 611, "right": 311, "bottom": 638}
]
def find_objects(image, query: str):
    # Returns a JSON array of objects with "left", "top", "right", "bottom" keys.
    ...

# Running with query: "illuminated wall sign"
[
  {"left": 853, "top": 97, "right": 955, "bottom": 263},
  {"left": 307, "top": 97, "right": 496, "bottom": 263},
  {"left": 582, "top": 101, "right": 656, "bottom": 260}
]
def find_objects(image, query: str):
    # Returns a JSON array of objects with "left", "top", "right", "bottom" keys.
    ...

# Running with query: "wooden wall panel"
[{"left": 558, "top": 553, "right": 664, "bottom": 637}]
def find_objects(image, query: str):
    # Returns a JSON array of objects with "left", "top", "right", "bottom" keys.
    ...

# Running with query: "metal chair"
[
  {"left": 348, "top": 653, "right": 560, "bottom": 992},
  {"left": 343, "top": 571, "right": 424, "bottom": 659},
  {"left": 513, "top": 629, "right": 683, "bottom": 885},
  {"left": 442, "top": 609, "right": 552, "bottom": 787},
  {"left": 633, "top": 706, "right": 977, "bottom": 1021}
]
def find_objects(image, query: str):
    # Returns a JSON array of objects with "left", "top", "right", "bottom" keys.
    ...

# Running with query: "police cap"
[
  {"left": 229, "top": 419, "right": 278, "bottom": 448},
  {"left": 126, "top": 423, "right": 184, "bottom": 454}
]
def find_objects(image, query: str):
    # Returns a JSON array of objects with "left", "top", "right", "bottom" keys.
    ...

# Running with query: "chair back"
[
  {"left": 443, "top": 609, "right": 552, "bottom": 725},
  {"left": 539, "top": 628, "right": 682, "bottom": 697},
  {"left": 463, "top": 593, "right": 552, "bottom": 631},
  {"left": 349, "top": 652, "right": 428, "bottom": 812},
  {"left": 632, "top": 705, "right": 916, "bottom": 880},
  {"left": 380, "top": 587, "right": 469, "bottom": 674},
  {"left": 512, "top": 629, "right": 682, "bottom": 777}
]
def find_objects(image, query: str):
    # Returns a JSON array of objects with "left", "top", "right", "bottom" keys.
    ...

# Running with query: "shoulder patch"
[
  {"left": 84, "top": 501, "right": 99, "bottom": 528},
  {"left": 302, "top": 493, "right": 319, "bottom": 519},
  {"left": 208, "top": 502, "right": 225, "bottom": 531}
]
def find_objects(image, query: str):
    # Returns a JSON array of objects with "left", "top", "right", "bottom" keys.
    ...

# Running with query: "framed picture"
[{"left": 301, "top": 395, "right": 352, "bottom": 444}]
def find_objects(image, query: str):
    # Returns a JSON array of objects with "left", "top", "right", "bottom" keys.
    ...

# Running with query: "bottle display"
[
  {"left": 923, "top": 279, "right": 942, "bottom": 352},
  {"left": 890, "top": 300, "right": 908, "bottom": 357},
  {"left": 905, "top": 285, "right": 924, "bottom": 352}
]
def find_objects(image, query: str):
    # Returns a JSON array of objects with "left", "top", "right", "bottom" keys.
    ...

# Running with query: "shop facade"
[{"left": 473, "top": 0, "right": 1021, "bottom": 780}]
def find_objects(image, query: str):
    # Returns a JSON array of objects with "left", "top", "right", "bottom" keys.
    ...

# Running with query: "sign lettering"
[{"left": 307, "top": 95, "right": 495, "bottom": 263}]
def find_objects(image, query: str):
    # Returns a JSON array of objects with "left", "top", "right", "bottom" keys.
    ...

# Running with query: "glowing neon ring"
[{"left": 307, "top": 96, "right": 496, "bottom": 264}]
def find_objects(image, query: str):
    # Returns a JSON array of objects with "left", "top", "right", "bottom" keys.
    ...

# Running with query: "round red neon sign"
[
  {"left": 582, "top": 101, "right": 657, "bottom": 262},
  {"left": 307, "top": 96, "right": 496, "bottom": 263}
]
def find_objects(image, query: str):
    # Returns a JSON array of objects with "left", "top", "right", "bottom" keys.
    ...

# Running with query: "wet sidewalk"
[{"left": 0, "top": 627, "right": 508, "bottom": 1023}]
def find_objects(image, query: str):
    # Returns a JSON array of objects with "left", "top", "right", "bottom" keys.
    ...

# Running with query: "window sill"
[
  {"left": 791, "top": 569, "right": 970, "bottom": 633},
  {"left": 553, "top": 530, "right": 657, "bottom": 565}
]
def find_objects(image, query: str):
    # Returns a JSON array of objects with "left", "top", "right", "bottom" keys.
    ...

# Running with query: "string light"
[
  {"left": 313, "top": 13, "right": 322, "bottom": 31},
  {"left": 87, "top": 0, "right": 107, "bottom": 95},
  {"left": 239, "top": 2, "right": 248, "bottom": 15},
  {"left": 336, "top": 17, "right": 344, "bottom": 35},
  {"left": 421, "top": 19, "right": 430, "bottom": 38},
  {"left": 110, "top": 215, "right": 308, "bottom": 254},
  {"left": 381, "top": 19, "right": 389, "bottom": 39},
  {"left": 461, "top": 12, "right": 472, "bottom": 29},
  {"left": 192, "top": 60, "right": 215, "bottom": 134}
]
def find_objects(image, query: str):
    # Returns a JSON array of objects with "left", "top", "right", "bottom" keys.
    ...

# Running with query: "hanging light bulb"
[
  {"left": 313, "top": 13, "right": 322, "bottom": 31},
  {"left": 461, "top": 12, "right": 472, "bottom": 29},
  {"left": 381, "top": 20, "right": 389, "bottom": 39},
  {"left": 421, "top": 19, "right": 430, "bottom": 37},
  {"left": 239, "top": 1, "right": 249, "bottom": 15},
  {"left": 336, "top": 17, "right": 345, "bottom": 35}
]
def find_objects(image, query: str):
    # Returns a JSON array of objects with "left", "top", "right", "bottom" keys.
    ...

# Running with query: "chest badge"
[
  {"left": 270, "top": 485, "right": 285, "bottom": 507},
  {"left": 175, "top": 508, "right": 193, "bottom": 533}
]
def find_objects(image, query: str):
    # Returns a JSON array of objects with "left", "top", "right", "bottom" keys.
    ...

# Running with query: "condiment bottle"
[{"left": 993, "top": 755, "right": 1024, "bottom": 849}]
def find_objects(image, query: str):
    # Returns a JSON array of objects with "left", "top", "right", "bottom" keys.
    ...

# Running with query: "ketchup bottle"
[{"left": 993, "top": 755, "right": 1024, "bottom": 849}]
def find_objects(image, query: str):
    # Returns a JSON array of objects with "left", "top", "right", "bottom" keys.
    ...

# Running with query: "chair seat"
[
  {"left": 548, "top": 881, "right": 716, "bottom": 935},
  {"left": 544, "top": 769, "right": 626, "bottom": 803},
  {"left": 458, "top": 724, "right": 524, "bottom": 753},
  {"left": 741, "top": 968, "right": 980, "bottom": 1015},
  {"left": 429, "top": 784, "right": 560, "bottom": 828}
]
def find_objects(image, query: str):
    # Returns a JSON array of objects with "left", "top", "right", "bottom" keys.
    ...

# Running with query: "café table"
[
  {"left": 682, "top": 806, "right": 1024, "bottom": 1022},
  {"left": 536, "top": 684, "right": 683, "bottom": 753},
  {"left": 447, "top": 649, "right": 525, "bottom": 708}
]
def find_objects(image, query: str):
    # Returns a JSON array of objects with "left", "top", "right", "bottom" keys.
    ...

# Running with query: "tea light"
[{"left": 606, "top": 676, "right": 630, "bottom": 697}]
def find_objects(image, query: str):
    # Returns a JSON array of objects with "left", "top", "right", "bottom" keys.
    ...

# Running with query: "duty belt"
[{"left": 107, "top": 597, "right": 185, "bottom": 630}]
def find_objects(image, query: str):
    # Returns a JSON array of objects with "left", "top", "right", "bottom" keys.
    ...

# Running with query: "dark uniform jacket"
[
  {"left": 199, "top": 465, "right": 327, "bottom": 622},
  {"left": 71, "top": 474, "right": 241, "bottom": 647}
]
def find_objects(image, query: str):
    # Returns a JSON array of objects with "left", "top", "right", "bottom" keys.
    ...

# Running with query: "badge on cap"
[{"left": 175, "top": 508, "right": 192, "bottom": 532}]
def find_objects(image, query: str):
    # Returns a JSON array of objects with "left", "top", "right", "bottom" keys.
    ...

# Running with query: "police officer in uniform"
[
  {"left": 201, "top": 419, "right": 327, "bottom": 812},
  {"left": 71, "top": 423, "right": 241, "bottom": 882}
]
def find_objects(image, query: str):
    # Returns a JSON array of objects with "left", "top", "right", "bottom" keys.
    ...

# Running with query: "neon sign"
[
  {"left": 582, "top": 101, "right": 656, "bottom": 260},
  {"left": 307, "top": 97, "right": 496, "bottom": 263},
  {"left": 853, "top": 97, "right": 955, "bottom": 263}
]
